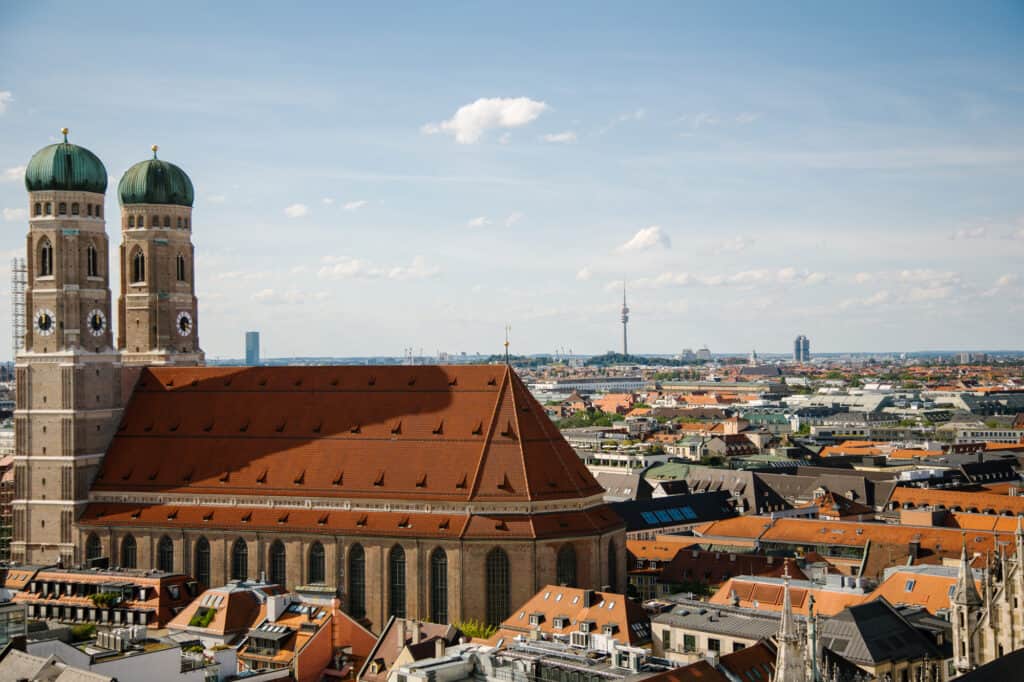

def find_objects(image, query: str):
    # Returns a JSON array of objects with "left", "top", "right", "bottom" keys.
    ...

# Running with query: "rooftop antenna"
[{"left": 504, "top": 324, "right": 511, "bottom": 366}]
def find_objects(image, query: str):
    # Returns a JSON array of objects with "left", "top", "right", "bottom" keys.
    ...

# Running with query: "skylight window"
[{"left": 905, "top": 579, "right": 916, "bottom": 592}]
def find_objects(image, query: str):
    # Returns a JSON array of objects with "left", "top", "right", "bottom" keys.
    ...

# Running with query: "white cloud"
[
  {"left": 735, "top": 112, "right": 761, "bottom": 124},
  {"left": 613, "top": 267, "right": 826, "bottom": 290},
  {"left": 897, "top": 269, "right": 960, "bottom": 285},
  {"left": 542, "top": 131, "right": 577, "bottom": 143},
  {"left": 691, "top": 112, "right": 720, "bottom": 128},
  {"left": 205, "top": 194, "right": 226, "bottom": 204},
  {"left": 284, "top": 203, "right": 309, "bottom": 218},
  {"left": 318, "top": 255, "right": 440, "bottom": 281},
  {"left": 599, "top": 108, "right": 646, "bottom": 134},
  {"left": 422, "top": 97, "right": 548, "bottom": 144},
  {"left": 951, "top": 226, "right": 986, "bottom": 239},
  {"left": 343, "top": 200, "right": 368, "bottom": 211},
  {"left": 252, "top": 288, "right": 329, "bottom": 306},
  {"left": 907, "top": 286, "right": 952, "bottom": 302},
  {"left": 840, "top": 290, "right": 891, "bottom": 310},
  {"left": 467, "top": 216, "right": 490, "bottom": 228},
  {"left": 3, "top": 207, "right": 27, "bottom": 222},
  {"left": 618, "top": 225, "right": 670, "bottom": 252},
  {"left": 853, "top": 272, "right": 874, "bottom": 285},
  {"left": 2, "top": 166, "right": 26, "bottom": 182},
  {"left": 0, "top": 91, "right": 11, "bottom": 114},
  {"left": 714, "top": 235, "right": 753, "bottom": 253},
  {"left": 504, "top": 212, "right": 524, "bottom": 227},
  {"left": 576, "top": 266, "right": 593, "bottom": 281},
  {"left": 995, "top": 274, "right": 1019, "bottom": 288},
  {"left": 321, "top": 197, "right": 335, "bottom": 205}
]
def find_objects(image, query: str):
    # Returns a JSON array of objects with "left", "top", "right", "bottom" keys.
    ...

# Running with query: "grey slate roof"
[
  {"left": 610, "top": 491, "right": 735, "bottom": 532},
  {"left": 818, "top": 599, "right": 942, "bottom": 666},
  {"left": 594, "top": 471, "right": 653, "bottom": 502},
  {"left": 653, "top": 599, "right": 781, "bottom": 640}
]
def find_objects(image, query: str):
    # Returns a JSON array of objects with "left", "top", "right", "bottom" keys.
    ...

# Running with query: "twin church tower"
[{"left": 12, "top": 130, "right": 203, "bottom": 565}]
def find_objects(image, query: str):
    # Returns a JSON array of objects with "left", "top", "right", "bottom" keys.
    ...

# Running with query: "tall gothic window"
[
  {"left": 348, "top": 544, "right": 366, "bottom": 619},
  {"left": 389, "top": 545, "right": 406, "bottom": 619},
  {"left": 231, "top": 538, "right": 248, "bottom": 580},
  {"left": 556, "top": 544, "right": 577, "bottom": 587},
  {"left": 607, "top": 539, "right": 618, "bottom": 590},
  {"left": 34, "top": 202, "right": 41, "bottom": 216},
  {"left": 58, "top": 202, "right": 67, "bottom": 215},
  {"left": 308, "top": 542, "right": 325, "bottom": 584},
  {"left": 176, "top": 254, "right": 186, "bottom": 281},
  {"left": 157, "top": 536, "right": 174, "bottom": 572},
  {"left": 120, "top": 535, "right": 137, "bottom": 568},
  {"left": 137, "top": 215, "right": 144, "bottom": 228},
  {"left": 71, "top": 203, "right": 79, "bottom": 215},
  {"left": 195, "top": 537, "right": 211, "bottom": 586},
  {"left": 485, "top": 547, "right": 510, "bottom": 626},
  {"left": 269, "top": 540, "right": 287, "bottom": 586},
  {"left": 163, "top": 215, "right": 170, "bottom": 227},
  {"left": 87, "top": 243, "right": 98, "bottom": 277},
  {"left": 128, "top": 215, "right": 134, "bottom": 228},
  {"left": 430, "top": 548, "right": 448, "bottom": 624},
  {"left": 85, "top": 534, "right": 102, "bottom": 561},
  {"left": 131, "top": 249, "right": 145, "bottom": 283},
  {"left": 39, "top": 239, "right": 53, "bottom": 277}
]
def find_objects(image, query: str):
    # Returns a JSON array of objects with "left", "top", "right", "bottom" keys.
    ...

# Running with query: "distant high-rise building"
[
  {"left": 793, "top": 335, "right": 810, "bottom": 362},
  {"left": 245, "top": 331, "right": 260, "bottom": 365},
  {"left": 620, "top": 284, "right": 630, "bottom": 356}
]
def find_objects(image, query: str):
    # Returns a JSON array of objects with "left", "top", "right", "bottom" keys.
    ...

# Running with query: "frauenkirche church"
[{"left": 12, "top": 131, "right": 625, "bottom": 629}]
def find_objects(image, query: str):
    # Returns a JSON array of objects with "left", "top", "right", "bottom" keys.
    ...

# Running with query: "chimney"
[
  {"left": 396, "top": 620, "right": 406, "bottom": 653},
  {"left": 435, "top": 638, "right": 445, "bottom": 658},
  {"left": 582, "top": 589, "right": 594, "bottom": 606}
]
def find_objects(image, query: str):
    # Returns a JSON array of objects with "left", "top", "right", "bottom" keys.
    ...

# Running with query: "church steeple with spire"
[{"left": 773, "top": 561, "right": 809, "bottom": 682}]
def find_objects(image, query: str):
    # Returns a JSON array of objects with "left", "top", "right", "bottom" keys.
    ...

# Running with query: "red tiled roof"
[{"left": 92, "top": 365, "right": 605, "bottom": 504}]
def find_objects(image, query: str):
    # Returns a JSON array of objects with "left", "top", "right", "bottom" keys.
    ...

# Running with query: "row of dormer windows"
[
  {"left": 33, "top": 202, "right": 103, "bottom": 218},
  {"left": 127, "top": 215, "right": 189, "bottom": 229}
]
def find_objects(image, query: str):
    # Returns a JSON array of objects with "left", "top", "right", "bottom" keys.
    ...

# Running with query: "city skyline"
[{"left": 1, "top": 2, "right": 1023, "bottom": 360}]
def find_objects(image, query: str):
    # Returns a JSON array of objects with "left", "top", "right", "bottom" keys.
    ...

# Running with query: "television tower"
[{"left": 620, "top": 282, "right": 629, "bottom": 356}]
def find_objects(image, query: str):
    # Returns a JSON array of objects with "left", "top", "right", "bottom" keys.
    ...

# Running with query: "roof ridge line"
[
  {"left": 507, "top": 369, "right": 535, "bottom": 500},
  {"left": 466, "top": 366, "right": 510, "bottom": 501}
]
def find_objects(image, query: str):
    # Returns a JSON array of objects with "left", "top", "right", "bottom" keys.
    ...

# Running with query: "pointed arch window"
[
  {"left": 33, "top": 202, "right": 41, "bottom": 216},
  {"left": 389, "top": 545, "right": 406, "bottom": 618},
  {"left": 85, "top": 533, "right": 102, "bottom": 561},
  {"left": 87, "top": 204, "right": 93, "bottom": 217},
  {"left": 485, "top": 547, "right": 510, "bottom": 626},
  {"left": 157, "top": 536, "right": 174, "bottom": 572},
  {"left": 131, "top": 248, "right": 145, "bottom": 283},
  {"left": 71, "top": 203, "right": 80, "bottom": 216},
  {"left": 128, "top": 215, "right": 135, "bottom": 228},
  {"left": 557, "top": 544, "right": 577, "bottom": 587},
  {"left": 163, "top": 215, "right": 170, "bottom": 227},
  {"left": 138, "top": 215, "right": 145, "bottom": 228},
  {"left": 231, "top": 538, "right": 248, "bottom": 580},
  {"left": 96, "top": 205, "right": 102, "bottom": 218},
  {"left": 39, "top": 238, "right": 53, "bottom": 277},
  {"left": 348, "top": 544, "right": 366, "bottom": 619},
  {"left": 308, "top": 542, "right": 325, "bottom": 584},
  {"left": 195, "top": 537, "right": 211, "bottom": 586},
  {"left": 269, "top": 540, "right": 287, "bottom": 586},
  {"left": 58, "top": 202, "right": 67, "bottom": 215},
  {"left": 44, "top": 202, "right": 52, "bottom": 215},
  {"left": 430, "top": 548, "right": 448, "bottom": 624},
  {"left": 120, "top": 535, "right": 137, "bottom": 568},
  {"left": 87, "top": 243, "right": 98, "bottom": 277},
  {"left": 176, "top": 254, "right": 187, "bottom": 282},
  {"left": 607, "top": 539, "right": 618, "bottom": 590}
]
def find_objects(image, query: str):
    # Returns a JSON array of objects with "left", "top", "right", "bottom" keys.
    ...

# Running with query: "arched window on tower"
[
  {"left": 348, "top": 544, "right": 365, "bottom": 619},
  {"left": 39, "top": 238, "right": 53, "bottom": 277},
  {"left": 87, "top": 243, "right": 98, "bottom": 277},
  {"left": 96, "top": 205, "right": 102, "bottom": 218},
  {"left": 44, "top": 202, "right": 52, "bottom": 215},
  {"left": 85, "top": 534, "right": 102, "bottom": 562},
  {"left": 131, "top": 249, "right": 145, "bottom": 283},
  {"left": 195, "top": 537, "right": 211, "bottom": 586},
  {"left": 120, "top": 535, "right": 137, "bottom": 568},
  {"left": 87, "top": 204, "right": 93, "bottom": 217},
  {"left": 33, "top": 202, "right": 41, "bottom": 216},
  {"left": 269, "top": 540, "right": 286, "bottom": 587},
  {"left": 128, "top": 215, "right": 135, "bottom": 228},
  {"left": 430, "top": 548, "right": 448, "bottom": 624},
  {"left": 607, "top": 539, "right": 618, "bottom": 590},
  {"left": 157, "top": 536, "right": 174, "bottom": 572},
  {"left": 485, "top": 547, "right": 510, "bottom": 626},
  {"left": 556, "top": 544, "right": 577, "bottom": 587},
  {"left": 164, "top": 215, "right": 170, "bottom": 227},
  {"left": 308, "top": 542, "right": 325, "bottom": 584},
  {"left": 138, "top": 215, "right": 145, "bottom": 228},
  {"left": 231, "top": 538, "right": 248, "bottom": 580},
  {"left": 389, "top": 545, "right": 406, "bottom": 619},
  {"left": 177, "top": 217, "right": 182, "bottom": 228},
  {"left": 176, "top": 254, "right": 187, "bottom": 282},
  {"left": 58, "top": 202, "right": 67, "bottom": 215},
  {"left": 71, "top": 203, "right": 79, "bottom": 216}
]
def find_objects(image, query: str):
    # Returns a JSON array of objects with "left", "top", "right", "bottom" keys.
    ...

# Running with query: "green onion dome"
[
  {"left": 118, "top": 145, "right": 194, "bottom": 207},
  {"left": 24, "top": 128, "right": 108, "bottom": 194}
]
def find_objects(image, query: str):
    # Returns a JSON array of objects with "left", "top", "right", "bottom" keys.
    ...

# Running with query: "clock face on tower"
[
  {"left": 86, "top": 309, "right": 107, "bottom": 336},
  {"left": 35, "top": 309, "right": 56, "bottom": 336},
  {"left": 176, "top": 311, "right": 193, "bottom": 337}
]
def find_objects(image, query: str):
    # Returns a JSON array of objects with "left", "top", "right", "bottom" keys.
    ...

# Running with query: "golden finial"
[
  {"left": 151, "top": 144, "right": 159, "bottom": 158},
  {"left": 61, "top": 127, "right": 69, "bottom": 142}
]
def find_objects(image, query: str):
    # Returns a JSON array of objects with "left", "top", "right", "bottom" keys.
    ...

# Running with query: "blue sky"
[{"left": 1, "top": 2, "right": 1023, "bottom": 360}]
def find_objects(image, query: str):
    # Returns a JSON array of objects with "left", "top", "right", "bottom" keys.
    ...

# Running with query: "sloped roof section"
[{"left": 92, "top": 365, "right": 605, "bottom": 504}]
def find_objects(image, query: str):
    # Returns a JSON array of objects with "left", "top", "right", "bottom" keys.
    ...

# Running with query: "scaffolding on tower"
[{"left": 11, "top": 257, "right": 26, "bottom": 359}]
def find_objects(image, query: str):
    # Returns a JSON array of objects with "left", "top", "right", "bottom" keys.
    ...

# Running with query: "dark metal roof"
[{"left": 610, "top": 491, "right": 735, "bottom": 531}]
